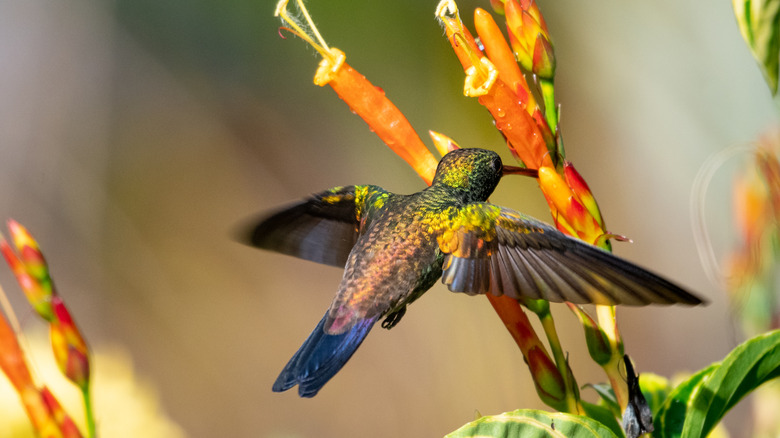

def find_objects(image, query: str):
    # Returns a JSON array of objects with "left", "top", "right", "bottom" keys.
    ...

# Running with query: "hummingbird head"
[{"left": 432, "top": 148, "right": 535, "bottom": 203}]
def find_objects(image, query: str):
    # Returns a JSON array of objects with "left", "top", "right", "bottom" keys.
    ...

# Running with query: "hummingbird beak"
[{"left": 502, "top": 165, "right": 539, "bottom": 178}]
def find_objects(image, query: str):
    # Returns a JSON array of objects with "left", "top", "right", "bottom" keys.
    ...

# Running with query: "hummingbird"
[{"left": 246, "top": 148, "right": 702, "bottom": 397}]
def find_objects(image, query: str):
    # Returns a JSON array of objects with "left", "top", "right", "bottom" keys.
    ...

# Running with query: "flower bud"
[
  {"left": 538, "top": 166, "right": 606, "bottom": 246},
  {"left": 526, "top": 346, "right": 567, "bottom": 410},
  {"left": 563, "top": 161, "right": 605, "bottom": 229},
  {"left": 504, "top": 0, "right": 555, "bottom": 79},
  {"left": 50, "top": 296, "right": 90, "bottom": 391},
  {"left": 567, "top": 303, "right": 613, "bottom": 366},
  {"left": 429, "top": 131, "right": 461, "bottom": 157},
  {"left": 0, "top": 221, "right": 54, "bottom": 321}
]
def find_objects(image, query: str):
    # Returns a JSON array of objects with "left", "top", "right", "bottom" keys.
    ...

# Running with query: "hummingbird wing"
[
  {"left": 245, "top": 185, "right": 377, "bottom": 267},
  {"left": 436, "top": 204, "right": 703, "bottom": 306}
]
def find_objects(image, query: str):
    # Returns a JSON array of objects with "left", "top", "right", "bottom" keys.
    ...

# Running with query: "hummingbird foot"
[{"left": 381, "top": 307, "right": 407, "bottom": 330}]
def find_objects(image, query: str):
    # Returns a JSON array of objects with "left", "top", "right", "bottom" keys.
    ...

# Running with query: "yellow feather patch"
[
  {"left": 354, "top": 186, "right": 370, "bottom": 220},
  {"left": 435, "top": 204, "right": 502, "bottom": 257}
]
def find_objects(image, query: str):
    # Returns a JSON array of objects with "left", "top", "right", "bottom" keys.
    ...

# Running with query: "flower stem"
[
  {"left": 540, "top": 78, "right": 558, "bottom": 135},
  {"left": 596, "top": 304, "right": 627, "bottom": 411},
  {"left": 82, "top": 383, "right": 96, "bottom": 438},
  {"left": 535, "top": 306, "right": 582, "bottom": 414}
]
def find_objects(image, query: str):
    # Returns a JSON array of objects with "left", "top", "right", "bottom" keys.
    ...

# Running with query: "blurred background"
[{"left": 0, "top": 0, "right": 775, "bottom": 437}]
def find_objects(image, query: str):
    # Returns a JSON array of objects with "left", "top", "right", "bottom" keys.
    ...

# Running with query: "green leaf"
[
  {"left": 653, "top": 365, "right": 716, "bottom": 437},
  {"left": 445, "top": 409, "right": 619, "bottom": 438},
  {"left": 733, "top": 0, "right": 780, "bottom": 94},
  {"left": 654, "top": 329, "right": 780, "bottom": 438},
  {"left": 582, "top": 383, "right": 620, "bottom": 417},
  {"left": 581, "top": 401, "right": 625, "bottom": 438}
]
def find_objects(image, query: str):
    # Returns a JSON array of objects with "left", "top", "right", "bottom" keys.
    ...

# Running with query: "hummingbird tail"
[{"left": 273, "top": 313, "right": 378, "bottom": 397}]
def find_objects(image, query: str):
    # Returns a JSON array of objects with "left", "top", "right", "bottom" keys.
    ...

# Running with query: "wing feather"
[
  {"left": 243, "top": 185, "right": 378, "bottom": 267},
  {"left": 438, "top": 204, "right": 703, "bottom": 306}
]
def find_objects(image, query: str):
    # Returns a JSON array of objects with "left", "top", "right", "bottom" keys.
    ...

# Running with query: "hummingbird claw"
[{"left": 381, "top": 307, "right": 407, "bottom": 330}]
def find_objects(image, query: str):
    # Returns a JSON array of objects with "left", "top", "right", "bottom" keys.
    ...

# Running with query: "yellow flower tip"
[
  {"left": 521, "top": 12, "right": 542, "bottom": 43},
  {"left": 520, "top": 0, "right": 549, "bottom": 33},
  {"left": 7, "top": 219, "right": 39, "bottom": 253},
  {"left": 489, "top": 0, "right": 506, "bottom": 15},
  {"left": 437, "top": 0, "right": 485, "bottom": 73},
  {"left": 435, "top": 0, "right": 460, "bottom": 22},
  {"left": 428, "top": 131, "right": 460, "bottom": 157},
  {"left": 313, "top": 48, "right": 346, "bottom": 86},
  {"left": 464, "top": 57, "right": 499, "bottom": 97},
  {"left": 505, "top": 3, "right": 531, "bottom": 47}
]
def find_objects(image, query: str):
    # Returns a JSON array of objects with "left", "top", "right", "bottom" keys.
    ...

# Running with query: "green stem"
[
  {"left": 540, "top": 79, "right": 558, "bottom": 137},
  {"left": 527, "top": 299, "right": 581, "bottom": 415},
  {"left": 596, "top": 305, "right": 627, "bottom": 412},
  {"left": 82, "top": 383, "right": 96, "bottom": 438}
]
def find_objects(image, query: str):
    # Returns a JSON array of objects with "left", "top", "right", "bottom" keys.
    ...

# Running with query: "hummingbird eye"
[{"left": 490, "top": 156, "right": 502, "bottom": 173}]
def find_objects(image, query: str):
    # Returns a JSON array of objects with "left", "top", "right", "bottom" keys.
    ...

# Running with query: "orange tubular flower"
[
  {"left": 275, "top": 0, "right": 439, "bottom": 184},
  {"left": 313, "top": 52, "right": 439, "bottom": 183},
  {"left": 436, "top": 1, "right": 554, "bottom": 169},
  {"left": 473, "top": 8, "right": 536, "bottom": 115}
]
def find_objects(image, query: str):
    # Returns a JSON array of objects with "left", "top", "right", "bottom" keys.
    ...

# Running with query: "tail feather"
[{"left": 273, "top": 313, "right": 377, "bottom": 397}]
